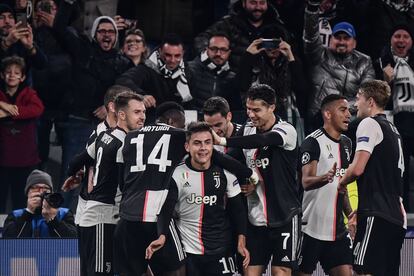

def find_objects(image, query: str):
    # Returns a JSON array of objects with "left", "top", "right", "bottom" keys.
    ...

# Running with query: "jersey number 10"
[{"left": 130, "top": 134, "right": 173, "bottom": 172}]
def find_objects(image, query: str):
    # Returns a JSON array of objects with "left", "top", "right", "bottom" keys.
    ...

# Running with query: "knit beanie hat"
[
  {"left": 0, "top": 4, "right": 15, "bottom": 19},
  {"left": 90, "top": 16, "right": 119, "bottom": 45},
  {"left": 390, "top": 24, "right": 413, "bottom": 40},
  {"left": 25, "top": 169, "right": 53, "bottom": 195}
]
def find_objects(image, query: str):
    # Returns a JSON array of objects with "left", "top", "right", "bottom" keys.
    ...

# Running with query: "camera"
[
  {"left": 41, "top": 192, "right": 64, "bottom": 208},
  {"left": 39, "top": 2, "right": 52, "bottom": 13},
  {"left": 260, "top": 38, "right": 281, "bottom": 49}
]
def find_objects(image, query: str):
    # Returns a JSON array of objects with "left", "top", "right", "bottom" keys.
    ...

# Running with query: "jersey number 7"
[{"left": 130, "top": 134, "right": 173, "bottom": 172}]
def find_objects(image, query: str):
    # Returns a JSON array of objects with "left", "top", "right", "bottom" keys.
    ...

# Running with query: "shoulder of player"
[
  {"left": 272, "top": 119, "right": 296, "bottom": 134},
  {"left": 357, "top": 117, "right": 381, "bottom": 134}
]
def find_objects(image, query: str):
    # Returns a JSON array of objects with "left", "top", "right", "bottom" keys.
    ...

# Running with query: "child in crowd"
[{"left": 0, "top": 56, "right": 44, "bottom": 213}]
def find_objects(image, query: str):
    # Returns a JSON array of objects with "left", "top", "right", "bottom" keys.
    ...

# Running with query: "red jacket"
[{"left": 0, "top": 86, "right": 44, "bottom": 167}]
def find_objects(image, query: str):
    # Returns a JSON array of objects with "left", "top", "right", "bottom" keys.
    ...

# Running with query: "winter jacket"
[
  {"left": 194, "top": 0, "right": 290, "bottom": 71},
  {"left": 3, "top": 208, "right": 77, "bottom": 238},
  {"left": 186, "top": 56, "right": 240, "bottom": 111},
  {"left": 0, "top": 86, "right": 44, "bottom": 167},
  {"left": 304, "top": 6, "right": 375, "bottom": 116}
]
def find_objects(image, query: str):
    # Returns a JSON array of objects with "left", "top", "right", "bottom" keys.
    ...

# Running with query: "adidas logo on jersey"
[
  {"left": 281, "top": 256, "right": 290, "bottom": 262},
  {"left": 186, "top": 193, "right": 217, "bottom": 206},
  {"left": 328, "top": 153, "right": 334, "bottom": 159},
  {"left": 183, "top": 182, "right": 191, "bottom": 188}
]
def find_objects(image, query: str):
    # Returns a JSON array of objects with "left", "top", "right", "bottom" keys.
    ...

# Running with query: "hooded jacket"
[
  {"left": 304, "top": 6, "right": 375, "bottom": 116},
  {"left": 194, "top": 0, "right": 289, "bottom": 71}
]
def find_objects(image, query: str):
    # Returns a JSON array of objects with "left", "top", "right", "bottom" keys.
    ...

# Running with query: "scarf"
[
  {"left": 148, "top": 50, "right": 192, "bottom": 102},
  {"left": 393, "top": 56, "right": 414, "bottom": 113},
  {"left": 200, "top": 51, "right": 230, "bottom": 76}
]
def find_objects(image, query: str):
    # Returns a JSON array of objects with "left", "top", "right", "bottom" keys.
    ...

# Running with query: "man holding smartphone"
[
  {"left": 0, "top": 4, "right": 47, "bottom": 77},
  {"left": 237, "top": 33, "right": 307, "bottom": 122}
]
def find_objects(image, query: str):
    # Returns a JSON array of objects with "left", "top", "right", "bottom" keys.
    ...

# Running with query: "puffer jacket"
[
  {"left": 303, "top": 7, "right": 375, "bottom": 116},
  {"left": 194, "top": 1, "right": 289, "bottom": 71}
]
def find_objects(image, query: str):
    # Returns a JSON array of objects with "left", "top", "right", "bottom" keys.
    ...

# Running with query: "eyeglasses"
[
  {"left": 208, "top": 46, "right": 230, "bottom": 53},
  {"left": 96, "top": 29, "right": 116, "bottom": 35},
  {"left": 125, "top": 39, "right": 143, "bottom": 44}
]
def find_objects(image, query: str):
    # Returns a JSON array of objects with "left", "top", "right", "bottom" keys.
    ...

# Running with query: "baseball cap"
[{"left": 332, "top": 22, "right": 356, "bottom": 38}]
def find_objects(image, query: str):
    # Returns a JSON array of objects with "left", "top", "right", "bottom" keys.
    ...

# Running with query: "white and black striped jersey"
[
  {"left": 76, "top": 120, "right": 110, "bottom": 225},
  {"left": 355, "top": 114, "right": 407, "bottom": 228},
  {"left": 213, "top": 122, "right": 241, "bottom": 153},
  {"left": 300, "top": 128, "right": 352, "bottom": 241},
  {"left": 79, "top": 127, "right": 125, "bottom": 227},
  {"left": 119, "top": 123, "right": 187, "bottom": 222},
  {"left": 227, "top": 119, "right": 301, "bottom": 227},
  {"left": 171, "top": 159, "right": 242, "bottom": 255}
]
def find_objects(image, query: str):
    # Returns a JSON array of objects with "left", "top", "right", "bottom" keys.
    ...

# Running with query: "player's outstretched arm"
[
  {"left": 302, "top": 161, "right": 336, "bottom": 191},
  {"left": 212, "top": 150, "right": 258, "bottom": 181}
]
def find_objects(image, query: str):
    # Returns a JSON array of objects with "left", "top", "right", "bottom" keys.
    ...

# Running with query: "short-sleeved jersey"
[
  {"left": 79, "top": 127, "right": 125, "bottom": 227},
  {"left": 300, "top": 128, "right": 352, "bottom": 241},
  {"left": 120, "top": 123, "right": 187, "bottom": 222},
  {"left": 239, "top": 119, "right": 301, "bottom": 227},
  {"left": 172, "top": 159, "right": 241, "bottom": 255},
  {"left": 355, "top": 114, "right": 406, "bottom": 227}
]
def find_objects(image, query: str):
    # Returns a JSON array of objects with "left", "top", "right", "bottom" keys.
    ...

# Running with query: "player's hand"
[
  {"left": 241, "top": 183, "right": 256, "bottom": 196},
  {"left": 145, "top": 234, "right": 166, "bottom": 259},
  {"left": 324, "top": 162, "right": 336, "bottom": 183},
  {"left": 347, "top": 210, "right": 357, "bottom": 240},
  {"left": 210, "top": 128, "right": 224, "bottom": 146},
  {"left": 237, "top": 235, "right": 250, "bottom": 269},
  {"left": 61, "top": 170, "right": 84, "bottom": 192}
]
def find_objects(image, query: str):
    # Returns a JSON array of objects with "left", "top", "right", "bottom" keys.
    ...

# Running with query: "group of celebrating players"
[{"left": 63, "top": 80, "right": 406, "bottom": 276}]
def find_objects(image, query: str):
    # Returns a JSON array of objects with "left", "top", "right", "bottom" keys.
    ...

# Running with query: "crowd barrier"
[{"left": 0, "top": 238, "right": 413, "bottom": 276}]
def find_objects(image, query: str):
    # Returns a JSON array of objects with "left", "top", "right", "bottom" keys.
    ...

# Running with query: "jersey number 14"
[{"left": 130, "top": 134, "right": 173, "bottom": 172}]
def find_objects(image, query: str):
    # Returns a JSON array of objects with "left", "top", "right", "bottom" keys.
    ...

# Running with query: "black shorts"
[
  {"left": 186, "top": 252, "right": 236, "bottom": 276},
  {"left": 298, "top": 233, "right": 353, "bottom": 274},
  {"left": 79, "top": 223, "right": 116, "bottom": 275},
  {"left": 247, "top": 214, "right": 300, "bottom": 269},
  {"left": 353, "top": 216, "right": 405, "bottom": 276},
  {"left": 113, "top": 218, "right": 185, "bottom": 276}
]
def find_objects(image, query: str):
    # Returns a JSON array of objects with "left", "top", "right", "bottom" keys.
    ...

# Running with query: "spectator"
[
  {"left": 32, "top": 0, "right": 73, "bottom": 169},
  {"left": 53, "top": 0, "right": 132, "bottom": 208},
  {"left": 0, "top": 3, "right": 47, "bottom": 84},
  {"left": 304, "top": 0, "right": 375, "bottom": 132},
  {"left": 238, "top": 35, "right": 306, "bottom": 124},
  {"left": 116, "top": 33, "right": 192, "bottom": 123},
  {"left": 2, "top": 169, "right": 77, "bottom": 238},
  {"left": 187, "top": 32, "right": 241, "bottom": 112},
  {"left": 194, "top": 0, "right": 291, "bottom": 72},
  {"left": 0, "top": 56, "right": 44, "bottom": 213},
  {"left": 121, "top": 28, "right": 147, "bottom": 66},
  {"left": 374, "top": 24, "right": 414, "bottom": 211}
]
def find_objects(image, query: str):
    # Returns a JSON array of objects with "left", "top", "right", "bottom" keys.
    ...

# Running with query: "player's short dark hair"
[
  {"left": 207, "top": 32, "right": 231, "bottom": 46},
  {"left": 161, "top": 33, "right": 184, "bottom": 48},
  {"left": 359, "top": 80, "right": 391, "bottom": 109},
  {"left": 156, "top": 101, "right": 185, "bottom": 125},
  {"left": 321, "top": 94, "right": 347, "bottom": 112},
  {"left": 203, "top": 96, "right": 230, "bottom": 117},
  {"left": 246, "top": 84, "right": 276, "bottom": 106},
  {"left": 1, "top": 56, "right": 26, "bottom": 74},
  {"left": 186, "top": 122, "right": 212, "bottom": 142},
  {"left": 114, "top": 91, "right": 144, "bottom": 113},
  {"left": 104, "top": 85, "right": 133, "bottom": 110}
]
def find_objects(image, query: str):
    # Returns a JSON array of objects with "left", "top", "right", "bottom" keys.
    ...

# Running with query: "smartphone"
[
  {"left": 16, "top": 13, "right": 27, "bottom": 28},
  {"left": 261, "top": 38, "right": 281, "bottom": 49},
  {"left": 39, "top": 2, "right": 52, "bottom": 13}
]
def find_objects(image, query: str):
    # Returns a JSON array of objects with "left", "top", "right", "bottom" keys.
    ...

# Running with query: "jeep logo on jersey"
[
  {"left": 335, "top": 168, "right": 346, "bottom": 177},
  {"left": 248, "top": 157, "right": 270, "bottom": 169},
  {"left": 186, "top": 193, "right": 217, "bottom": 206}
]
